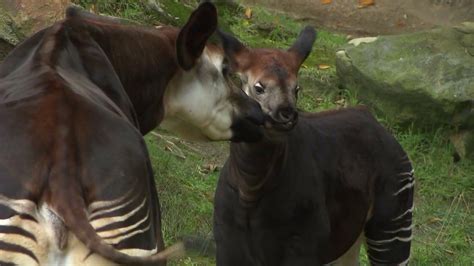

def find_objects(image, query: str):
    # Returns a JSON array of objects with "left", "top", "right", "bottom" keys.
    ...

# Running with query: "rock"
[
  {"left": 336, "top": 23, "right": 474, "bottom": 159},
  {"left": 0, "top": 11, "right": 16, "bottom": 60},
  {"left": 0, "top": 0, "right": 70, "bottom": 61},
  {"left": 450, "top": 131, "right": 474, "bottom": 160}
]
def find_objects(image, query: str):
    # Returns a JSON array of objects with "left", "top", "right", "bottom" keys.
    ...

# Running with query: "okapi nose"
[{"left": 276, "top": 106, "right": 297, "bottom": 123}]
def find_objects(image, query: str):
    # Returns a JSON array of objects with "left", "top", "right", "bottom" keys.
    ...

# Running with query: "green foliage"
[
  {"left": 217, "top": 4, "right": 346, "bottom": 67},
  {"left": 71, "top": 0, "right": 195, "bottom": 26},
  {"left": 397, "top": 129, "right": 474, "bottom": 265}
]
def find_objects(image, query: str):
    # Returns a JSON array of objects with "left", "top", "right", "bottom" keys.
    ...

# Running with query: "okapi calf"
[
  {"left": 0, "top": 3, "right": 264, "bottom": 265},
  {"left": 214, "top": 27, "right": 414, "bottom": 265}
]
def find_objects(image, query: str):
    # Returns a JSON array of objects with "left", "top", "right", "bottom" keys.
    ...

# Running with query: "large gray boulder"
[{"left": 336, "top": 22, "right": 474, "bottom": 159}]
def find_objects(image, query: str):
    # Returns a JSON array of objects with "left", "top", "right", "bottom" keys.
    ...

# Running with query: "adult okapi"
[
  {"left": 214, "top": 27, "right": 414, "bottom": 265},
  {"left": 0, "top": 3, "right": 264, "bottom": 265}
]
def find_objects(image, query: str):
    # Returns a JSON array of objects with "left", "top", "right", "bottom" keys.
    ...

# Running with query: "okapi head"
[
  {"left": 64, "top": 3, "right": 265, "bottom": 142},
  {"left": 160, "top": 3, "right": 264, "bottom": 142},
  {"left": 218, "top": 26, "right": 316, "bottom": 133}
]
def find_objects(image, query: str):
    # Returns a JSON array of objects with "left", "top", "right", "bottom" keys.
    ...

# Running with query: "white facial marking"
[{"left": 161, "top": 46, "right": 236, "bottom": 140}]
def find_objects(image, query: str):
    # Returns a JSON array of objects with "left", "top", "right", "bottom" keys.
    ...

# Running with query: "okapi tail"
[
  {"left": 365, "top": 154, "right": 414, "bottom": 265},
  {"left": 49, "top": 155, "right": 183, "bottom": 264}
]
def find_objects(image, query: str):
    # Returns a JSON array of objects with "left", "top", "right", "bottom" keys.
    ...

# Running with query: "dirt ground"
[{"left": 242, "top": 0, "right": 474, "bottom": 35}]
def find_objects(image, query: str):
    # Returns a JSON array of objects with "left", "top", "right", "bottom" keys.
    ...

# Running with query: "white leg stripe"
[
  {"left": 102, "top": 221, "right": 151, "bottom": 245},
  {"left": 367, "top": 235, "right": 413, "bottom": 245},
  {"left": 0, "top": 252, "right": 38, "bottom": 265},
  {"left": 399, "top": 176, "right": 414, "bottom": 182},
  {"left": 397, "top": 171, "right": 412, "bottom": 176},
  {"left": 392, "top": 206, "right": 414, "bottom": 221},
  {"left": 117, "top": 246, "right": 158, "bottom": 256},
  {"left": 0, "top": 195, "right": 37, "bottom": 216},
  {"left": 0, "top": 216, "right": 38, "bottom": 227},
  {"left": 97, "top": 210, "right": 150, "bottom": 239},
  {"left": 383, "top": 225, "right": 413, "bottom": 234},
  {"left": 90, "top": 197, "right": 147, "bottom": 228},
  {"left": 89, "top": 194, "right": 138, "bottom": 220},
  {"left": 368, "top": 254, "right": 388, "bottom": 264},
  {"left": 393, "top": 181, "right": 415, "bottom": 196},
  {"left": 368, "top": 246, "right": 390, "bottom": 252},
  {"left": 398, "top": 256, "right": 410, "bottom": 266},
  {"left": 88, "top": 182, "right": 137, "bottom": 213}
]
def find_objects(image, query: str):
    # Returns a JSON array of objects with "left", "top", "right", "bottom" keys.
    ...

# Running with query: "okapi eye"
[
  {"left": 254, "top": 82, "right": 265, "bottom": 95},
  {"left": 222, "top": 63, "right": 229, "bottom": 76},
  {"left": 295, "top": 85, "right": 301, "bottom": 97}
]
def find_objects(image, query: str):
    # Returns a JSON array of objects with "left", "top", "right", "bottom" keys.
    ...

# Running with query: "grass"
[{"left": 73, "top": 1, "right": 474, "bottom": 265}]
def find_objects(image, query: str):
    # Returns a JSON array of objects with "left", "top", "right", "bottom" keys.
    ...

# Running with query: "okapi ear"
[
  {"left": 217, "top": 29, "right": 249, "bottom": 70},
  {"left": 288, "top": 26, "right": 317, "bottom": 67},
  {"left": 65, "top": 5, "right": 83, "bottom": 18},
  {"left": 176, "top": 2, "right": 217, "bottom": 70}
]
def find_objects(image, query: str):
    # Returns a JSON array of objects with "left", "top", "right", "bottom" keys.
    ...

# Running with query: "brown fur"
[{"left": 0, "top": 3, "right": 238, "bottom": 265}]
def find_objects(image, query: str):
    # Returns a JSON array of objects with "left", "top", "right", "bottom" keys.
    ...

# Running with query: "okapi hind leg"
[
  {"left": 329, "top": 232, "right": 364, "bottom": 266},
  {"left": 364, "top": 156, "right": 414, "bottom": 265}
]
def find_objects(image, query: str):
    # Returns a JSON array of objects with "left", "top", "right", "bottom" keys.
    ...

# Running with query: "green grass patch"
[{"left": 145, "top": 133, "right": 219, "bottom": 265}]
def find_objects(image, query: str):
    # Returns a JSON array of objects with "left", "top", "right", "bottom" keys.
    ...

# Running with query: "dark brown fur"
[
  {"left": 214, "top": 28, "right": 413, "bottom": 265},
  {"left": 215, "top": 108, "right": 414, "bottom": 265}
]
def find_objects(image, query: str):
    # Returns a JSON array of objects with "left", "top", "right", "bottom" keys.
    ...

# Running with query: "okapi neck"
[
  {"left": 85, "top": 25, "right": 180, "bottom": 134},
  {"left": 229, "top": 139, "right": 288, "bottom": 207}
]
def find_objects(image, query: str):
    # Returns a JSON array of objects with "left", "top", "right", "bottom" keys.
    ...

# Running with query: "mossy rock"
[
  {"left": 336, "top": 23, "right": 474, "bottom": 159},
  {"left": 0, "top": 0, "right": 70, "bottom": 62},
  {"left": 451, "top": 130, "right": 474, "bottom": 160},
  {"left": 0, "top": 6, "right": 22, "bottom": 45},
  {"left": 336, "top": 23, "right": 474, "bottom": 131}
]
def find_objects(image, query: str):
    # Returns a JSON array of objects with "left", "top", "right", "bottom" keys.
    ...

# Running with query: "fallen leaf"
[
  {"left": 200, "top": 163, "right": 220, "bottom": 174},
  {"left": 90, "top": 4, "right": 98, "bottom": 13},
  {"left": 335, "top": 98, "right": 345, "bottom": 106},
  {"left": 244, "top": 7, "right": 252, "bottom": 19},
  {"left": 358, "top": 0, "right": 375, "bottom": 8},
  {"left": 320, "top": 0, "right": 332, "bottom": 4},
  {"left": 396, "top": 19, "right": 406, "bottom": 27},
  {"left": 428, "top": 217, "right": 443, "bottom": 224},
  {"left": 318, "top": 64, "right": 331, "bottom": 70},
  {"left": 164, "top": 141, "right": 186, "bottom": 159},
  {"left": 205, "top": 191, "right": 214, "bottom": 202},
  {"left": 444, "top": 249, "right": 455, "bottom": 255}
]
